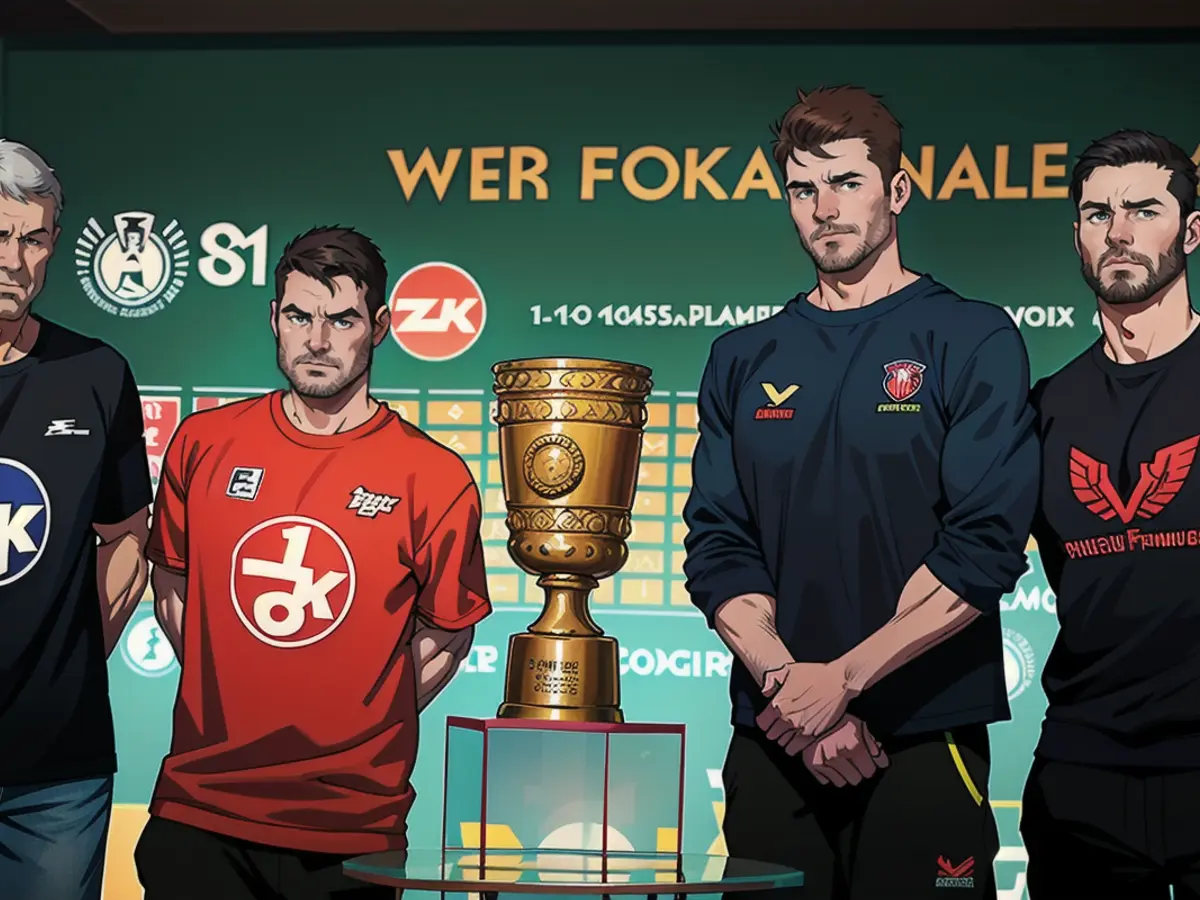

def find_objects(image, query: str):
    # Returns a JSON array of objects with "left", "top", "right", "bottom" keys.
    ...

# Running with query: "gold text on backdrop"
[
  {"left": 491, "top": 357, "right": 653, "bottom": 723},
  {"left": 385, "top": 142, "right": 1200, "bottom": 203}
]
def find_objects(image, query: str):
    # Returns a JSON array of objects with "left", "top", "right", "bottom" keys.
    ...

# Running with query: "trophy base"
[{"left": 497, "top": 632, "right": 623, "bottom": 724}]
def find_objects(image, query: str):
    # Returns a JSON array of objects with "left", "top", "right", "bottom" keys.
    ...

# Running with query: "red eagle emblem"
[
  {"left": 882, "top": 359, "right": 926, "bottom": 403},
  {"left": 1069, "top": 435, "right": 1200, "bottom": 524}
]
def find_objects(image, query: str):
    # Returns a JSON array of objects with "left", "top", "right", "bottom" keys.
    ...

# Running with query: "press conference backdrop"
[{"left": 2, "top": 36, "right": 1198, "bottom": 899}]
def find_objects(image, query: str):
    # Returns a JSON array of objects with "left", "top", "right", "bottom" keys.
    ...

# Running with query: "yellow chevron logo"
[{"left": 760, "top": 383, "right": 799, "bottom": 407}]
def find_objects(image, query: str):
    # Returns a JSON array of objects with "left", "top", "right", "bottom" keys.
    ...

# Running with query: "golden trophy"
[{"left": 491, "top": 357, "right": 653, "bottom": 723}]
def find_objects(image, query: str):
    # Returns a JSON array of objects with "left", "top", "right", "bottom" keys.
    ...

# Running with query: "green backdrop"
[{"left": 3, "top": 35, "right": 1198, "bottom": 899}]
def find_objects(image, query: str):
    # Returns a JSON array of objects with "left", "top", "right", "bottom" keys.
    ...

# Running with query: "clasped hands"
[{"left": 756, "top": 662, "right": 888, "bottom": 787}]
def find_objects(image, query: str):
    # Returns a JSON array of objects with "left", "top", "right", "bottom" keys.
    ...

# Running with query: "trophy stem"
[{"left": 528, "top": 574, "right": 603, "bottom": 637}]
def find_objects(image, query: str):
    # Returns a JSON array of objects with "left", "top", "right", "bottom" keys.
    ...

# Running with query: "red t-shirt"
[{"left": 145, "top": 391, "right": 491, "bottom": 854}]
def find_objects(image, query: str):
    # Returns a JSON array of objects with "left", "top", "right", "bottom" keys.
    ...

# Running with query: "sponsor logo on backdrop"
[
  {"left": 388, "top": 262, "right": 486, "bottom": 361},
  {"left": 140, "top": 395, "right": 182, "bottom": 493},
  {"left": 619, "top": 647, "right": 733, "bottom": 678},
  {"left": 77, "top": 215, "right": 268, "bottom": 317},
  {"left": 231, "top": 516, "right": 355, "bottom": 648},
  {"left": 120, "top": 608, "right": 178, "bottom": 677},
  {"left": 1002, "top": 628, "right": 1036, "bottom": 700},
  {"left": 1001, "top": 557, "right": 1056, "bottom": 614},
  {"left": 0, "top": 457, "right": 50, "bottom": 586},
  {"left": 1066, "top": 435, "right": 1200, "bottom": 558},
  {"left": 1005, "top": 306, "right": 1076, "bottom": 329},
  {"left": 458, "top": 645, "right": 500, "bottom": 673},
  {"left": 77, "top": 212, "right": 188, "bottom": 317}
]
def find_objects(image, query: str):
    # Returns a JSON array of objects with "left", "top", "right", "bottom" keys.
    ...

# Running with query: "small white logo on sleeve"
[
  {"left": 45, "top": 419, "right": 90, "bottom": 436},
  {"left": 347, "top": 486, "right": 400, "bottom": 518},
  {"left": 227, "top": 467, "right": 265, "bottom": 501}
]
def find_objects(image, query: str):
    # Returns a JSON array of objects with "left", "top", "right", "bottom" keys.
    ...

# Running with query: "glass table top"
[{"left": 344, "top": 848, "right": 804, "bottom": 893}]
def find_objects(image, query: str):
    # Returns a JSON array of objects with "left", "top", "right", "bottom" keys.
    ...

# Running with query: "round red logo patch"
[
  {"left": 229, "top": 516, "right": 356, "bottom": 648},
  {"left": 388, "top": 262, "right": 487, "bottom": 361}
]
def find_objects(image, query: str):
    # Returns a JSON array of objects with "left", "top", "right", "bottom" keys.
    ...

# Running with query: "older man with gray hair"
[{"left": 0, "top": 139, "right": 153, "bottom": 900}]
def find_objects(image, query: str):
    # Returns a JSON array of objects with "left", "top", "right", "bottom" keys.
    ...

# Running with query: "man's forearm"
[
  {"left": 839, "top": 563, "right": 980, "bottom": 696},
  {"left": 151, "top": 567, "right": 186, "bottom": 662},
  {"left": 415, "top": 624, "right": 474, "bottom": 711},
  {"left": 98, "top": 534, "right": 150, "bottom": 657},
  {"left": 713, "top": 593, "right": 796, "bottom": 687}
]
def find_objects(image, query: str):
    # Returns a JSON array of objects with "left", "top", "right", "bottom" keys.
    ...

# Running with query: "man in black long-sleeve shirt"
[
  {"left": 682, "top": 86, "right": 1040, "bottom": 900},
  {"left": 1021, "top": 132, "right": 1200, "bottom": 899}
]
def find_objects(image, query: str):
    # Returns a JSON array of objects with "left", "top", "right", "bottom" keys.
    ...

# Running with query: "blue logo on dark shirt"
[{"left": 0, "top": 457, "right": 51, "bottom": 586}]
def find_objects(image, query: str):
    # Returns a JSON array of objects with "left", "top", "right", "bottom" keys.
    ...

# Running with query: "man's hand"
[
  {"left": 801, "top": 716, "right": 888, "bottom": 787},
  {"left": 756, "top": 661, "right": 858, "bottom": 744}
]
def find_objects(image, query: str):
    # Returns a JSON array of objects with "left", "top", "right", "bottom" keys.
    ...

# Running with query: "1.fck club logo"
[{"left": 230, "top": 516, "right": 356, "bottom": 647}]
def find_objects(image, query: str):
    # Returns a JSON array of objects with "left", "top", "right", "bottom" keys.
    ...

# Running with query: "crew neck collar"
[
  {"left": 1089, "top": 314, "right": 1200, "bottom": 379},
  {"left": 268, "top": 389, "right": 393, "bottom": 449},
  {"left": 785, "top": 274, "right": 935, "bottom": 327}
]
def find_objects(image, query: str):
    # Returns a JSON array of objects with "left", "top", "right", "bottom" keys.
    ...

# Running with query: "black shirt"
[
  {"left": 682, "top": 276, "right": 1040, "bottom": 737},
  {"left": 0, "top": 315, "right": 152, "bottom": 784},
  {"left": 1032, "top": 323, "right": 1200, "bottom": 768}
]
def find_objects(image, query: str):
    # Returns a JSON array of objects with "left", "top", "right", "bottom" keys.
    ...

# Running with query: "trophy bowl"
[{"left": 491, "top": 356, "right": 653, "bottom": 723}]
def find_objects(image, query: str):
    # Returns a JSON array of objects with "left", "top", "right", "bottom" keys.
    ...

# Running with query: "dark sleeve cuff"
[
  {"left": 687, "top": 567, "right": 777, "bottom": 628},
  {"left": 923, "top": 545, "right": 1008, "bottom": 614},
  {"left": 416, "top": 591, "right": 493, "bottom": 631}
]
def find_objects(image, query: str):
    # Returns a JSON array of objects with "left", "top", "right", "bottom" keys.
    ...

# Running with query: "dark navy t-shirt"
[{"left": 0, "top": 315, "right": 152, "bottom": 784}]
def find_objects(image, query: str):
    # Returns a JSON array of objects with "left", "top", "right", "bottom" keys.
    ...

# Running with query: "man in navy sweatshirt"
[{"left": 682, "top": 85, "right": 1040, "bottom": 900}]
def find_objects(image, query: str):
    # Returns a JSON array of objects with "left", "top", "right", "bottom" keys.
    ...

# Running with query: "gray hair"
[{"left": 0, "top": 139, "right": 64, "bottom": 225}]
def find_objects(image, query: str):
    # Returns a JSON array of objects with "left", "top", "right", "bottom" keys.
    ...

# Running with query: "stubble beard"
[
  {"left": 798, "top": 195, "right": 894, "bottom": 274},
  {"left": 1082, "top": 231, "right": 1186, "bottom": 306},
  {"left": 277, "top": 341, "right": 372, "bottom": 399}
]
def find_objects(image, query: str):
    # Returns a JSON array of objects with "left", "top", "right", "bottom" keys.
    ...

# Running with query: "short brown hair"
[
  {"left": 771, "top": 85, "right": 903, "bottom": 187},
  {"left": 273, "top": 226, "right": 388, "bottom": 317}
]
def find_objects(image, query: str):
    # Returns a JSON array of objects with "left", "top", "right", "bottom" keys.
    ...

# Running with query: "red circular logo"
[
  {"left": 229, "top": 516, "right": 356, "bottom": 648},
  {"left": 388, "top": 262, "right": 487, "bottom": 361}
]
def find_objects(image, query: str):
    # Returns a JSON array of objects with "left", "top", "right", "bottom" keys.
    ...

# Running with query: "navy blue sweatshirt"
[{"left": 682, "top": 275, "right": 1040, "bottom": 737}]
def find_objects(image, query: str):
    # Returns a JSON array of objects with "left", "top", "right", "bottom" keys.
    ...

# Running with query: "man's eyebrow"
[
  {"left": 785, "top": 179, "right": 815, "bottom": 191},
  {"left": 1121, "top": 198, "right": 1163, "bottom": 210},
  {"left": 1079, "top": 197, "right": 1165, "bottom": 214},
  {"left": 327, "top": 307, "right": 363, "bottom": 320},
  {"left": 827, "top": 171, "right": 864, "bottom": 185}
]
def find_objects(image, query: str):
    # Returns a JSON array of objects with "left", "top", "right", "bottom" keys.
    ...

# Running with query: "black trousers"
[
  {"left": 722, "top": 724, "right": 998, "bottom": 900},
  {"left": 1022, "top": 758, "right": 1200, "bottom": 899},
  {"left": 134, "top": 815, "right": 395, "bottom": 900}
]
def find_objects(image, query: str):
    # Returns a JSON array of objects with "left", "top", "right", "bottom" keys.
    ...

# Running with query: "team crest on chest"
[
  {"left": 878, "top": 359, "right": 926, "bottom": 413},
  {"left": 230, "top": 515, "right": 356, "bottom": 648}
]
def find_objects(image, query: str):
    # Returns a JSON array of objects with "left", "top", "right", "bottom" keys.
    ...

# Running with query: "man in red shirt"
[{"left": 134, "top": 226, "right": 492, "bottom": 899}]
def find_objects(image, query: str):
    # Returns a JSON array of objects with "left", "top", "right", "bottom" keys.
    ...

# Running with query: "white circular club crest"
[
  {"left": 75, "top": 212, "right": 189, "bottom": 316},
  {"left": 0, "top": 457, "right": 51, "bottom": 587},
  {"left": 120, "top": 613, "right": 178, "bottom": 677},
  {"left": 1003, "top": 627, "right": 1036, "bottom": 700},
  {"left": 230, "top": 516, "right": 356, "bottom": 648}
]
